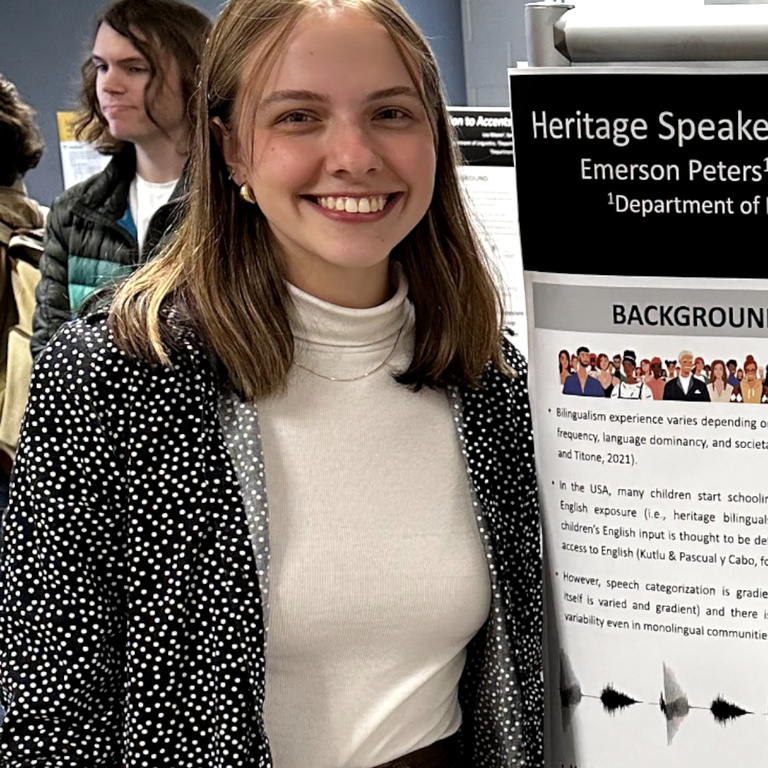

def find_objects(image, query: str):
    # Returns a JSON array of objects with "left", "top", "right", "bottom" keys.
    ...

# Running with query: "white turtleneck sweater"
[{"left": 257, "top": 276, "right": 491, "bottom": 768}]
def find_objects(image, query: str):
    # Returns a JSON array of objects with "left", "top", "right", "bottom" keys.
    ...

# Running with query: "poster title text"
[
  {"left": 614, "top": 304, "right": 768, "bottom": 328},
  {"left": 532, "top": 110, "right": 768, "bottom": 148}
]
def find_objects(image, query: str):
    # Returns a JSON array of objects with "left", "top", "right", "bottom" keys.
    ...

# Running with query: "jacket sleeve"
[
  {"left": 29, "top": 203, "right": 72, "bottom": 361},
  {"left": 502, "top": 344, "right": 544, "bottom": 767},
  {"left": 0, "top": 321, "right": 124, "bottom": 766}
]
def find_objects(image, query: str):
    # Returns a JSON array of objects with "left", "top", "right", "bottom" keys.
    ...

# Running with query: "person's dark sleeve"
[
  {"left": 0, "top": 321, "right": 124, "bottom": 765},
  {"left": 29, "top": 204, "right": 72, "bottom": 360},
  {"left": 503, "top": 343, "right": 544, "bottom": 767}
]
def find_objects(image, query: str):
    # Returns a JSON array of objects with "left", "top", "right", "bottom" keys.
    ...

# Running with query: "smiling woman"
[{"left": 0, "top": 2, "right": 543, "bottom": 767}]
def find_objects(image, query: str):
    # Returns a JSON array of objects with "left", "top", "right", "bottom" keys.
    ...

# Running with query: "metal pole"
[
  {"left": 554, "top": 4, "right": 768, "bottom": 64},
  {"left": 525, "top": 2, "right": 574, "bottom": 67}
]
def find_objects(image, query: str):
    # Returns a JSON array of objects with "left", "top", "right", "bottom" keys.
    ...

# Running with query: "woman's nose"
[{"left": 324, "top": 121, "right": 383, "bottom": 178}]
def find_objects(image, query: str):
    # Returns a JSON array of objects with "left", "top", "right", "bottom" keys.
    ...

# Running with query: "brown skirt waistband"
[{"left": 370, "top": 733, "right": 464, "bottom": 768}]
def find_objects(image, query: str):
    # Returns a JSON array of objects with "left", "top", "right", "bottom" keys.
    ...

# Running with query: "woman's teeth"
[{"left": 318, "top": 195, "right": 388, "bottom": 213}]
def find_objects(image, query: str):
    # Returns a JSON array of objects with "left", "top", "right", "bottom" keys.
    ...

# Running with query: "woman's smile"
[{"left": 304, "top": 191, "right": 403, "bottom": 220}]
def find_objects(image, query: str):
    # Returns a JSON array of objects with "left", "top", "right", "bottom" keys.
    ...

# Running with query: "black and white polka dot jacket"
[{"left": 0, "top": 314, "right": 542, "bottom": 767}]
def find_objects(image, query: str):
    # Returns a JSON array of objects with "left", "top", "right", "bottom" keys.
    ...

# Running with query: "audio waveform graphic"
[{"left": 559, "top": 651, "right": 755, "bottom": 741}]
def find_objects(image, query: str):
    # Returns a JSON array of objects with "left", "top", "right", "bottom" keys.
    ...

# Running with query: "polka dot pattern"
[
  {"left": 454, "top": 339, "right": 544, "bottom": 767},
  {"left": 0, "top": 317, "right": 542, "bottom": 767}
]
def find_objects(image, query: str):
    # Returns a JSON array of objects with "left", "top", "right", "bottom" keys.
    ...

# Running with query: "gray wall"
[
  {"left": 462, "top": 0, "right": 528, "bottom": 107},
  {"left": 404, "top": 0, "right": 467, "bottom": 105},
  {"left": 0, "top": 0, "right": 465, "bottom": 206}
]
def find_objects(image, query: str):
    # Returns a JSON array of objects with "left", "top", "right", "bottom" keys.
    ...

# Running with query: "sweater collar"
[
  {"left": 286, "top": 266, "right": 413, "bottom": 381},
  {"left": 287, "top": 266, "right": 410, "bottom": 350}
]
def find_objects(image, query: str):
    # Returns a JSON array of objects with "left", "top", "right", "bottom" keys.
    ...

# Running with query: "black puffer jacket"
[{"left": 30, "top": 147, "right": 184, "bottom": 359}]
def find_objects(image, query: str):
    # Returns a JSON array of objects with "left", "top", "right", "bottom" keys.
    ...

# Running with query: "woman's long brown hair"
[{"left": 109, "top": 0, "right": 509, "bottom": 400}]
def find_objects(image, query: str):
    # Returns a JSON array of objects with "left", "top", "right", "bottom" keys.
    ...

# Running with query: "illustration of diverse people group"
[{"left": 560, "top": 346, "right": 768, "bottom": 403}]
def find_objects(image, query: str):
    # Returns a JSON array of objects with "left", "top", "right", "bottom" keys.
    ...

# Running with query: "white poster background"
[
  {"left": 59, "top": 142, "right": 110, "bottom": 190},
  {"left": 528, "top": 271, "right": 768, "bottom": 768},
  {"left": 458, "top": 164, "right": 526, "bottom": 349},
  {"left": 56, "top": 112, "right": 110, "bottom": 189}
]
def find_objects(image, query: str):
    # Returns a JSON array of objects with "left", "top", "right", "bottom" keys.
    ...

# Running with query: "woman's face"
[
  {"left": 746, "top": 364, "right": 757, "bottom": 381},
  {"left": 223, "top": 8, "right": 436, "bottom": 307},
  {"left": 571, "top": 355, "right": 578, "bottom": 369},
  {"left": 641, "top": 360, "right": 650, "bottom": 374},
  {"left": 598, "top": 355, "right": 608, "bottom": 371},
  {"left": 559, "top": 351, "right": 569, "bottom": 370},
  {"left": 713, "top": 362, "right": 724, "bottom": 379}
]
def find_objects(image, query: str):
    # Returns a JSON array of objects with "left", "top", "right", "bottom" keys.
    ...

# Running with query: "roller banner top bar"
[{"left": 509, "top": 68, "right": 768, "bottom": 279}]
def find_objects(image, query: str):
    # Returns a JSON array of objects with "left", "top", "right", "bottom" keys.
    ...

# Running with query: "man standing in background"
[{"left": 31, "top": 0, "right": 210, "bottom": 358}]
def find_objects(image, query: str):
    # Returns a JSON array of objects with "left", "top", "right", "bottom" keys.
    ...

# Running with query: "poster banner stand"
[
  {"left": 512, "top": 5, "right": 768, "bottom": 767},
  {"left": 525, "top": 2, "right": 768, "bottom": 67}
]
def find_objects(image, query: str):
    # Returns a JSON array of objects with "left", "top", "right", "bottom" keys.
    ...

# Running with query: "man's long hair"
[{"left": 74, "top": 0, "right": 210, "bottom": 154}]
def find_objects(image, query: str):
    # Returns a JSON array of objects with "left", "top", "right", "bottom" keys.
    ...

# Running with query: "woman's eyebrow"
[
  {"left": 259, "top": 89, "right": 326, "bottom": 108},
  {"left": 259, "top": 85, "right": 421, "bottom": 109},
  {"left": 366, "top": 86, "right": 420, "bottom": 101}
]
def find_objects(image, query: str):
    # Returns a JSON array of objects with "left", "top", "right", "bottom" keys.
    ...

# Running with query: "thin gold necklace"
[{"left": 293, "top": 323, "right": 406, "bottom": 383}]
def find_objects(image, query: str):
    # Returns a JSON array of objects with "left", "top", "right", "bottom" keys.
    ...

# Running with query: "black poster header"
[
  {"left": 509, "top": 70, "right": 768, "bottom": 279},
  {"left": 449, "top": 107, "right": 514, "bottom": 167}
]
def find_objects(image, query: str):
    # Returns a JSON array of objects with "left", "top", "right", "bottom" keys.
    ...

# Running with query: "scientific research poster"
[
  {"left": 449, "top": 107, "right": 525, "bottom": 346},
  {"left": 509, "top": 69, "right": 768, "bottom": 767},
  {"left": 56, "top": 111, "right": 109, "bottom": 189}
]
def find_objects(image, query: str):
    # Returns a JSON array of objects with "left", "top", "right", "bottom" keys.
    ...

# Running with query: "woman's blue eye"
[
  {"left": 282, "top": 112, "right": 313, "bottom": 123},
  {"left": 376, "top": 108, "right": 408, "bottom": 120}
]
